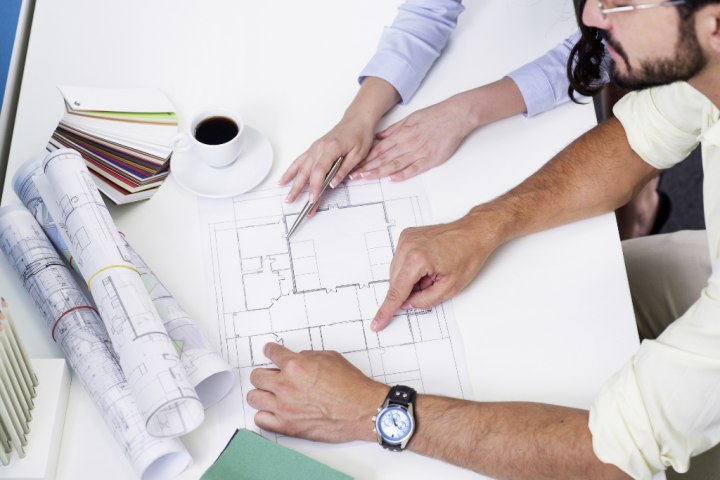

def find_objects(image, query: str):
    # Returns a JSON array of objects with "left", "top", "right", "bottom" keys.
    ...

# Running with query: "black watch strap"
[{"left": 384, "top": 385, "right": 416, "bottom": 408}]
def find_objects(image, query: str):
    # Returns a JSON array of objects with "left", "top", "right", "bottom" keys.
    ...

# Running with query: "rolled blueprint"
[
  {"left": 14, "top": 155, "right": 234, "bottom": 408},
  {"left": 32, "top": 149, "right": 203, "bottom": 437},
  {"left": 0, "top": 205, "right": 191, "bottom": 480},
  {"left": 119, "top": 233, "right": 234, "bottom": 407}
]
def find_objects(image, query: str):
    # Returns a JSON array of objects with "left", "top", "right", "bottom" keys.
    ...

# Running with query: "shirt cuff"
[
  {"left": 591, "top": 278, "right": 720, "bottom": 479},
  {"left": 507, "top": 63, "right": 559, "bottom": 118},
  {"left": 359, "top": 50, "right": 422, "bottom": 105},
  {"left": 589, "top": 363, "right": 663, "bottom": 480}
]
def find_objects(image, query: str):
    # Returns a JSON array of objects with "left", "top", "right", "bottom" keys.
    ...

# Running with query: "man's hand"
[
  {"left": 372, "top": 213, "right": 499, "bottom": 331},
  {"left": 351, "top": 96, "right": 474, "bottom": 182},
  {"left": 248, "top": 343, "right": 389, "bottom": 443}
]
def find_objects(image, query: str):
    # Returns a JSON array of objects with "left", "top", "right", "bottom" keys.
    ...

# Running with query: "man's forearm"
[
  {"left": 250, "top": 345, "right": 631, "bottom": 479},
  {"left": 470, "top": 117, "right": 658, "bottom": 245},
  {"left": 406, "top": 397, "right": 629, "bottom": 480}
]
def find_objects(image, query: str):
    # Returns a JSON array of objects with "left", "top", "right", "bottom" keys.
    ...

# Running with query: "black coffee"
[{"left": 194, "top": 116, "right": 239, "bottom": 145}]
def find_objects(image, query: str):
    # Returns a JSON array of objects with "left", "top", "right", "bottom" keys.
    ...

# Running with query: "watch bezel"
[{"left": 375, "top": 404, "right": 415, "bottom": 448}]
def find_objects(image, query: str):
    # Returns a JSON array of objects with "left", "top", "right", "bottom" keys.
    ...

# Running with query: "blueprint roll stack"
[
  {"left": 13, "top": 156, "right": 234, "bottom": 409},
  {"left": 0, "top": 206, "right": 192, "bottom": 480},
  {"left": 32, "top": 149, "right": 204, "bottom": 438}
]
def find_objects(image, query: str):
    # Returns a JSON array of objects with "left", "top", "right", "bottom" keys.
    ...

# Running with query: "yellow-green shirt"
[{"left": 589, "top": 81, "right": 720, "bottom": 479}]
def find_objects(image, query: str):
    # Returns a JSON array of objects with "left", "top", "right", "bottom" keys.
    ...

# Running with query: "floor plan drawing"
[{"left": 200, "top": 178, "right": 472, "bottom": 437}]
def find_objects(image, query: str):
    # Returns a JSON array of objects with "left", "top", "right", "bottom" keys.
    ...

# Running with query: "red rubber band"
[{"left": 52, "top": 305, "right": 98, "bottom": 342}]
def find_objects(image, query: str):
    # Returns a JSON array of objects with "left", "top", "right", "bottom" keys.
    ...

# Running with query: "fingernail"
[
  {"left": 310, "top": 194, "right": 316, "bottom": 203},
  {"left": 370, "top": 319, "right": 378, "bottom": 331},
  {"left": 329, "top": 182, "right": 336, "bottom": 189},
  {"left": 348, "top": 173, "right": 356, "bottom": 180}
]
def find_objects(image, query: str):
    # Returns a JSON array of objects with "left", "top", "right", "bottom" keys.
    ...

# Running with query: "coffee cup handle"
[{"left": 170, "top": 133, "right": 192, "bottom": 153}]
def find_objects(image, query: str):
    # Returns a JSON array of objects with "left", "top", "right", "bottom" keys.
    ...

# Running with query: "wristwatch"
[{"left": 373, "top": 385, "right": 416, "bottom": 451}]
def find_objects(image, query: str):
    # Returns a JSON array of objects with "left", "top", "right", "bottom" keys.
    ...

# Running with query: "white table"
[{"left": 0, "top": 1, "right": 640, "bottom": 478}]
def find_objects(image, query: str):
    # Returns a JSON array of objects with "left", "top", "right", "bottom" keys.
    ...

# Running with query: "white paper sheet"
[{"left": 198, "top": 177, "right": 472, "bottom": 439}]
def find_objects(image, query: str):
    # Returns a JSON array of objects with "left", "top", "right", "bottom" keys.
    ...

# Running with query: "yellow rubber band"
[{"left": 87, "top": 264, "right": 141, "bottom": 290}]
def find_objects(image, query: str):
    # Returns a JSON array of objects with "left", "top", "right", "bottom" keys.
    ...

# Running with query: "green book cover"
[{"left": 202, "top": 429, "right": 353, "bottom": 480}]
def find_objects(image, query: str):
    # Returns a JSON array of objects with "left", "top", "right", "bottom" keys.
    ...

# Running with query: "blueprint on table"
[{"left": 199, "top": 177, "right": 472, "bottom": 437}]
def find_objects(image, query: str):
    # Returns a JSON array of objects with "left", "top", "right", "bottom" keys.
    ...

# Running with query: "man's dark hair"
[{"left": 567, "top": 0, "right": 719, "bottom": 102}]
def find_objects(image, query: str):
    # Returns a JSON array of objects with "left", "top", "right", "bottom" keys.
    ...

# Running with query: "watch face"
[{"left": 376, "top": 405, "right": 413, "bottom": 444}]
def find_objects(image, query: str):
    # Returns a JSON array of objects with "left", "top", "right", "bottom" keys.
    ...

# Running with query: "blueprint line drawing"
[
  {"left": 199, "top": 177, "right": 472, "bottom": 439},
  {"left": 0, "top": 205, "right": 191, "bottom": 480}
]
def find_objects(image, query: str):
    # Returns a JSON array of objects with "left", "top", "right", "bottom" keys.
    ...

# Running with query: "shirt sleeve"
[
  {"left": 506, "top": 30, "right": 582, "bottom": 117},
  {"left": 590, "top": 83, "right": 718, "bottom": 480},
  {"left": 590, "top": 270, "right": 720, "bottom": 479},
  {"left": 358, "top": 0, "right": 464, "bottom": 104},
  {"left": 611, "top": 82, "right": 704, "bottom": 169}
]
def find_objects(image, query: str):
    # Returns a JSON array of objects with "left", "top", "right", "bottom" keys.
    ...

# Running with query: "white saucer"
[{"left": 170, "top": 126, "right": 273, "bottom": 198}]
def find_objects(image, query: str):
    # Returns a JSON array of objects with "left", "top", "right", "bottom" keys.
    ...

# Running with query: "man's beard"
[{"left": 603, "top": 17, "right": 707, "bottom": 90}]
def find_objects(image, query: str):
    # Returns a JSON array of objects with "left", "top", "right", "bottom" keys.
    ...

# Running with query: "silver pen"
[{"left": 286, "top": 156, "right": 344, "bottom": 238}]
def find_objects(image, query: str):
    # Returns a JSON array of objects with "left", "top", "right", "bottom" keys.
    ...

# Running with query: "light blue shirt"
[{"left": 358, "top": 0, "right": 582, "bottom": 117}]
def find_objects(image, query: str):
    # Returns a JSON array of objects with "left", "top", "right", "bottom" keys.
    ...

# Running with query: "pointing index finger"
[{"left": 371, "top": 254, "right": 424, "bottom": 331}]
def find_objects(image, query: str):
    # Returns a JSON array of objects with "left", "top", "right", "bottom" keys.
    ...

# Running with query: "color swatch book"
[{"left": 47, "top": 85, "right": 178, "bottom": 204}]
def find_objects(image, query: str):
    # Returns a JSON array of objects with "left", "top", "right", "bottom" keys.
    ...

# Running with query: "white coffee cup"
[{"left": 171, "top": 108, "right": 245, "bottom": 168}]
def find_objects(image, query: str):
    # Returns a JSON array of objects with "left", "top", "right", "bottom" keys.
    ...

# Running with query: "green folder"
[{"left": 201, "top": 429, "right": 353, "bottom": 480}]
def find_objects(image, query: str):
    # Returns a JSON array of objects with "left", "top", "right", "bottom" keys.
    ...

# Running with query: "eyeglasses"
[{"left": 597, "top": 0, "right": 687, "bottom": 18}]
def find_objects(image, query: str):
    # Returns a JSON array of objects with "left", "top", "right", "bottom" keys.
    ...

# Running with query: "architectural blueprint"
[
  {"left": 0, "top": 206, "right": 191, "bottom": 480},
  {"left": 14, "top": 156, "right": 233, "bottom": 409},
  {"left": 199, "top": 177, "right": 471, "bottom": 437},
  {"left": 31, "top": 149, "right": 203, "bottom": 438}
]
